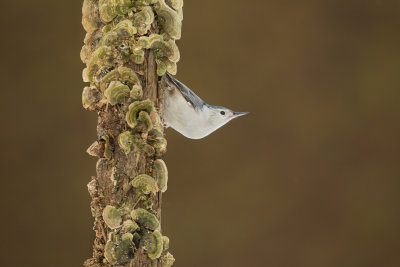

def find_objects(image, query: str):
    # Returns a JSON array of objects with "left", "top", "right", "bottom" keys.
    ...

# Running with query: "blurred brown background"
[{"left": 0, "top": 0, "right": 399, "bottom": 266}]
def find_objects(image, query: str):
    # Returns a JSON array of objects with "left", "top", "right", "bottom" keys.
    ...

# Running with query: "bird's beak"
[{"left": 233, "top": 112, "right": 249, "bottom": 118}]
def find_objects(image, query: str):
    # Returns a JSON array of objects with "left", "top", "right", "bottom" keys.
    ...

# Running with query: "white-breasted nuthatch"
[{"left": 163, "top": 73, "right": 248, "bottom": 139}]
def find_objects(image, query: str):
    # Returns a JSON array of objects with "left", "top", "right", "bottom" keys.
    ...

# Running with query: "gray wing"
[{"left": 165, "top": 73, "right": 205, "bottom": 110}]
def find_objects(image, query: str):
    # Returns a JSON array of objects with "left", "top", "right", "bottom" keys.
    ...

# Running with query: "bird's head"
[{"left": 204, "top": 105, "right": 249, "bottom": 130}]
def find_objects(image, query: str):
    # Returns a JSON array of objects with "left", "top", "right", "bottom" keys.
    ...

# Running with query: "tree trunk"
[{"left": 81, "top": 1, "right": 183, "bottom": 266}]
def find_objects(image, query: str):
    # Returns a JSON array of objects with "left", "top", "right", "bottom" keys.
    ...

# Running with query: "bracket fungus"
[
  {"left": 138, "top": 111, "right": 154, "bottom": 132},
  {"left": 162, "top": 235, "right": 170, "bottom": 252},
  {"left": 126, "top": 100, "right": 155, "bottom": 129},
  {"left": 166, "top": 60, "right": 177, "bottom": 75},
  {"left": 133, "top": 6, "right": 155, "bottom": 35},
  {"left": 154, "top": 39, "right": 180, "bottom": 63},
  {"left": 98, "top": 21, "right": 136, "bottom": 49},
  {"left": 104, "top": 81, "right": 130, "bottom": 105},
  {"left": 134, "top": 0, "right": 158, "bottom": 9},
  {"left": 82, "top": 0, "right": 183, "bottom": 265},
  {"left": 82, "top": 0, "right": 101, "bottom": 33},
  {"left": 154, "top": 0, "right": 182, "bottom": 40},
  {"left": 115, "top": 0, "right": 135, "bottom": 14},
  {"left": 142, "top": 197, "right": 154, "bottom": 210},
  {"left": 87, "top": 46, "right": 114, "bottom": 84},
  {"left": 161, "top": 252, "right": 176, "bottom": 267},
  {"left": 148, "top": 130, "right": 168, "bottom": 157},
  {"left": 130, "top": 208, "right": 160, "bottom": 230},
  {"left": 141, "top": 230, "right": 163, "bottom": 260},
  {"left": 114, "top": 19, "right": 137, "bottom": 38},
  {"left": 139, "top": 142, "right": 157, "bottom": 156},
  {"left": 130, "top": 84, "right": 143, "bottom": 100},
  {"left": 99, "top": 69, "right": 119, "bottom": 91},
  {"left": 131, "top": 45, "right": 146, "bottom": 64},
  {"left": 103, "top": 205, "right": 123, "bottom": 229},
  {"left": 99, "top": 0, "right": 118, "bottom": 23},
  {"left": 99, "top": 0, "right": 135, "bottom": 23},
  {"left": 156, "top": 60, "right": 168, "bottom": 76},
  {"left": 131, "top": 174, "right": 159, "bottom": 195},
  {"left": 137, "top": 34, "right": 180, "bottom": 76},
  {"left": 154, "top": 159, "right": 168, "bottom": 192},
  {"left": 82, "top": 86, "right": 101, "bottom": 110},
  {"left": 137, "top": 34, "right": 162, "bottom": 49},
  {"left": 118, "top": 131, "right": 134, "bottom": 154},
  {"left": 98, "top": 31, "right": 119, "bottom": 47},
  {"left": 104, "top": 233, "right": 134, "bottom": 265},
  {"left": 123, "top": 219, "right": 140, "bottom": 233},
  {"left": 150, "top": 111, "right": 163, "bottom": 131},
  {"left": 118, "top": 66, "right": 141, "bottom": 86},
  {"left": 99, "top": 66, "right": 141, "bottom": 97},
  {"left": 166, "top": 0, "right": 183, "bottom": 10}
]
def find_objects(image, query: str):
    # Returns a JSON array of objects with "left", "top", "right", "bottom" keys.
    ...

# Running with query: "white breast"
[{"left": 163, "top": 89, "right": 212, "bottom": 139}]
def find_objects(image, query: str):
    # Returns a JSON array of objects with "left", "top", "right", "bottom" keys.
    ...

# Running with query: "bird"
[{"left": 162, "top": 73, "right": 248, "bottom": 139}]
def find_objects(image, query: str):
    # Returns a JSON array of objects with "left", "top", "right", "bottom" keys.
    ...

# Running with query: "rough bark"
[{"left": 81, "top": 1, "right": 183, "bottom": 266}]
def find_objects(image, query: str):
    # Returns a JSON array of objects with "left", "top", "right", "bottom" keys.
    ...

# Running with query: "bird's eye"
[{"left": 220, "top": 111, "right": 225, "bottom": 115}]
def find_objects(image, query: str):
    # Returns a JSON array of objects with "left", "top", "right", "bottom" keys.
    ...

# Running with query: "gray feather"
[{"left": 165, "top": 73, "right": 205, "bottom": 110}]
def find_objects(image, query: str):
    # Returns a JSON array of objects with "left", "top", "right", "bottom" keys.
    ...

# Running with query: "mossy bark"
[
  {"left": 84, "top": 51, "right": 163, "bottom": 267},
  {"left": 81, "top": 1, "right": 181, "bottom": 265}
]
